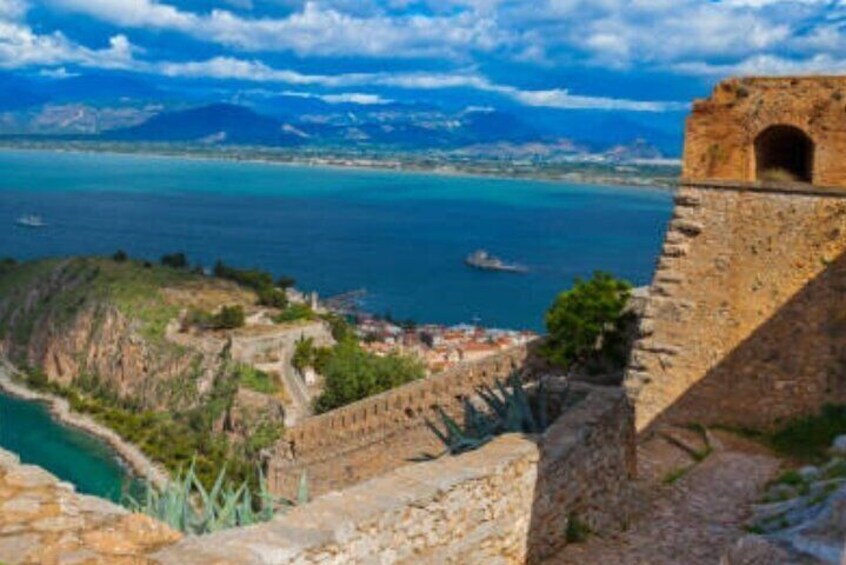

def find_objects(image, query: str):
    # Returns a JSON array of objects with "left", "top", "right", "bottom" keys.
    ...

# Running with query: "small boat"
[
  {"left": 15, "top": 215, "right": 47, "bottom": 228},
  {"left": 465, "top": 250, "right": 527, "bottom": 273}
]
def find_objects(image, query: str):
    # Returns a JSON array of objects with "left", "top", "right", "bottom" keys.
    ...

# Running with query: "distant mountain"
[{"left": 105, "top": 103, "right": 305, "bottom": 146}]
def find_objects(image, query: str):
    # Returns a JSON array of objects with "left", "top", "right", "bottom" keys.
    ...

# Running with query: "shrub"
[
  {"left": 213, "top": 305, "right": 245, "bottom": 330},
  {"left": 273, "top": 303, "right": 314, "bottom": 324},
  {"left": 276, "top": 276, "right": 296, "bottom": 289},
  {"left": 312, "top": 338, "right": 424, "bottom": 413},
  {"left": 541, "top": 272, "right": 632, "bottom": 373},
  {"left": 257, "top": 286, "right": 288, "bottom": 309},
  {"left": 112, "top": 250, "right": 128, "bottom": 263},
  {"left": 213, "top": 260, "right": 293, "bottom": 308},
  {"left": 292, "top": 337, "right": 315, "bottom": 372},
  {"left": 769, "top": 404, "right": 846, "bottom": 461},
  {"left": 161, "top": 252, "right": 189, "bottom": 269}
]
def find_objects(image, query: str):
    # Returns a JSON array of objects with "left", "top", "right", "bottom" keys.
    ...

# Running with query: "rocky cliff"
[{"left": 0, "top": 257, "right": 250, "bottom": 410}]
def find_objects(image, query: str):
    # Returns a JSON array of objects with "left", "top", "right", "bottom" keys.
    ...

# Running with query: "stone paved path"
[{"left": 550, "top": 428, "right": 783, "bottom": 565}]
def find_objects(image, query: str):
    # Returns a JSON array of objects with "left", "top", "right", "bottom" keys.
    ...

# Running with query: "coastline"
[
  {"left": 0, "top": 359, "right": 169, "bottom": 489},
  {"left": 0, "top": 142, "right": 680, "bottom": 193}
]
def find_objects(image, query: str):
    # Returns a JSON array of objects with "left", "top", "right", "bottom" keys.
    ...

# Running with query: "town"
[{"left": 354, "top": 315, "right": 537, "bottom": 374}]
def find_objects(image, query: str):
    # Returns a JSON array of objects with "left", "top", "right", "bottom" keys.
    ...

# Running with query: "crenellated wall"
[
  {"left": 626, "top": 182, "right": 846, "bottom": 431},
  {"left": 269, "top": 342, "right": 536, "bottom": 496}
]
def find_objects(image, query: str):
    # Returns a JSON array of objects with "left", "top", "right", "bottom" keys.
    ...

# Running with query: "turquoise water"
[
  {"left": 0, "top": 389, "right": 132, "bottom": 501},
  {"left": 0, "top": 148, "right": 673, "bottom": 329}
]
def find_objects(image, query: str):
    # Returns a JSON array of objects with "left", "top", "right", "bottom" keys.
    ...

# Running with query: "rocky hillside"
[{"left": 0, "top": 256, "right": 252, "bottom": 411}]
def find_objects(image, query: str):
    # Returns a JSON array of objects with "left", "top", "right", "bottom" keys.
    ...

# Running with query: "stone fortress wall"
[
  {"left": 269, "top": 342, "right": 535, "bottom": 496},
  {"left": 626, "top": 76, "right": 846, "bottom": 432},
  {"left": 155, "top": 383, "right": 635, "bottom": 565}
]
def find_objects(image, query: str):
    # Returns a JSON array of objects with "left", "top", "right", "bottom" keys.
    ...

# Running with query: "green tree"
[
  {"left": 213, "top": 305, "right": 245, "bottom": 329},
  {"left": 313, "top": 338, "right": 424, "bottom": 413},
  {"left": 161, "top": 252, "right": 189, "bottom": 269},
  {"left": 276, "top": 275, "right": 296, "bottom": 290},
  {"left": 541, "top": 272, "right": 632, "bottom": 373},
  {"left": 112, "top": 250, "right": 128, "bottom": 263}
]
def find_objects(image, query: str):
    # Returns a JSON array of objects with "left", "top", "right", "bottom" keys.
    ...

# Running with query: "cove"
[{"left": 0, "top": 389, "right": 133, "bottom": 502}]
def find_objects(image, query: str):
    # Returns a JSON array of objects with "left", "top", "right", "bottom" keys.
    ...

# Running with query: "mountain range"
[{"left": 0, "top": 71, "right": 686, "bottom": 159}]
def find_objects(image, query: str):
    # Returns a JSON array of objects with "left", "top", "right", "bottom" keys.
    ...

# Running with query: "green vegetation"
[
  {"left": 662, "top": 467, "right": 690, "bottom": 485},
  {"left": 0, "top": 257, "right": 195, "bottom": 347},
  {"left": 236, "top": 364, "right": 279, "bottom": 394},
  {"left": 273, "top": 303, "right": 315, "bottom": 324},
  {"left": 312, "top": 338, "right": 424, "bottom": 413},
  {"left": 17, "top": 361, "right": 280, "bottom": 491},
  {"left": 160, "top": 252, "right": 189, "bottom": 269},
  {"left": 769, "top": 404, "right": 846, "bottom": 462},
  {"left": 297, "top": 316, "right": 424, "bottom": 413},
  {"left": 183, "top": 305, "right": 246, "bottom": 331},
  {"left": 541, "top": 272, "right": 632, "bottom": 373},
  {"left": 276, "top": 276, "right": 296, "bottom": 290},
  {"left": 127, "top": 460, "right": 308, "bottom": 535},
  {"left": 214, "top": 305, "right": 246, "bottom": 329},
  {"left": 213, "top": 260, "right": 290, "bottom": 309},
  {"left": 112, "top": 250, "right": 128, "bottom": 262},
  {"left": 425, "top": 374, "right": 549, "bottom": 456}
]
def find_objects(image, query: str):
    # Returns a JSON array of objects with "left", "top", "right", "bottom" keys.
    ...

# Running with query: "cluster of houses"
[{"left": 355, "top": 316, "right": 537, "bottom": 374}]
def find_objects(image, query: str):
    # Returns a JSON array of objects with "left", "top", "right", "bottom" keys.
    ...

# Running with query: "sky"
[{"left": 1, "top": 1, "right": 845, "bottom": 117}]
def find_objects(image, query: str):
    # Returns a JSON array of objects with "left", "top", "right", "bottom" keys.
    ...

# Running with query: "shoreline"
[
  {"left": 0, "top": 142, "right": 680, "bottom": 193},
  {"left": 0, "top": 359, "right": 169, "bottom": 489}
]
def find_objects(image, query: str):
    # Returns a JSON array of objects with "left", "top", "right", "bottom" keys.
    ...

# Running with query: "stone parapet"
[
  {"left": 0, "top": 448, "right": 180, "bottom": 564},
  {"left": 154, "top": 383, "right": 634, "bottom": 564}
]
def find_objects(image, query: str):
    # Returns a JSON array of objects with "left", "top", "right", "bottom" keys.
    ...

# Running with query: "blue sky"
[{"left": 1, "top": 1, "right": 844, "bottom": 116}]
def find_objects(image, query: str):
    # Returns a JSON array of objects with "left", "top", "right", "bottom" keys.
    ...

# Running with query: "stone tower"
[{"left": 626, "top": 76, "right": 846, "bottom": 432}]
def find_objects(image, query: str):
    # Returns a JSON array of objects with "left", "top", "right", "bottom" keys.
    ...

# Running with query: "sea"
[
  {"left": 0, "top": 148, "right": 673, "bottom": 331},
  {"left": 0, "top": 148, "right": 673, "bottom": 499}
]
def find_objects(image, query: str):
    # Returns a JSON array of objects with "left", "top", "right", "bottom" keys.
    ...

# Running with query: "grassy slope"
[{"left": 0, "top": 257, "right": 281, "bottom": 488}]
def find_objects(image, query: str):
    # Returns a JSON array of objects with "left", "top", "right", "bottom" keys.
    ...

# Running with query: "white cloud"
[
  {"left": 157, "top": 56, "right": 685, "bottom": 111},
  {"left": 49, "top": 0, "right": 505, "bottom": 58}
]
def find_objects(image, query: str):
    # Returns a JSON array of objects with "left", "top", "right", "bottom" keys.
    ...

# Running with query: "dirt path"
[{"left": 550, "top": 427, "right": 783, "bottom": 565}]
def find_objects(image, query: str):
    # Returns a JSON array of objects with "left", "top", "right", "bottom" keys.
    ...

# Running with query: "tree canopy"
[{"left": 541, "top": 271, "right": 632, "bottom": 373}]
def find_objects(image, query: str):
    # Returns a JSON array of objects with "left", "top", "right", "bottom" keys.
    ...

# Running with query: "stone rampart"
[
  {"left": 269, "top": 342, "right": 535, "bottom": 495},
  {"left": 626, "top": 182, "right": 846, "bottom": 431},
  {"left": 154, "top": 383, "right": 634, "bottom": 565}
]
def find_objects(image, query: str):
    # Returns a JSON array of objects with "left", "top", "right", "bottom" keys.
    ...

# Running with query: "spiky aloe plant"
[
  {"left": 126, "top": 460, "right": 309, "bottom": 535},
  {"left": 425, "top": 372, "right": 548, "bottom": 456}
]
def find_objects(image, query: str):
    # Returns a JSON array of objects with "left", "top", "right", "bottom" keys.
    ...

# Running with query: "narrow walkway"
[{"left": 550, "top": 428, "right": 782, "bottom": 565}]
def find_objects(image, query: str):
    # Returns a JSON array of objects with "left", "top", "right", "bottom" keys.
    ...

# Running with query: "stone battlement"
[{"left": 269, "top": 342, "right": 536, "bottom": 495}]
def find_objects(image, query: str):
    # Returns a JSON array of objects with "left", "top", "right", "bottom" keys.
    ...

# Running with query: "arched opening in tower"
[{"left": 754, "top": 125, "right": 814, "bottom": 183}]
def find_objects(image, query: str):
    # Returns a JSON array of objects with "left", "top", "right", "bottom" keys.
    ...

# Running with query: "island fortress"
[{"left": 626, "top": 76, "right": 846, "bottom": 431}]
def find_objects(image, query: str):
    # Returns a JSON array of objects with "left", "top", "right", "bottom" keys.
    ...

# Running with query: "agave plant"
[
  {"left": 425, "top": 372, "right": 549, "bottom": 456},
  {"left": 126, "top": 460, "right": 309, "bottom": 535}
]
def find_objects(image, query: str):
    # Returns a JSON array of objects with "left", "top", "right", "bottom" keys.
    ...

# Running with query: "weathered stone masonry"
[
  {"left": 269, "top": 343, "right": 535, "bottom": 496},
  {"left": 627, "top": 76, "right": 846, "bottom": 432},
  {"left": 155, "top": 384, "right": 635, "bottom": 565}
]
